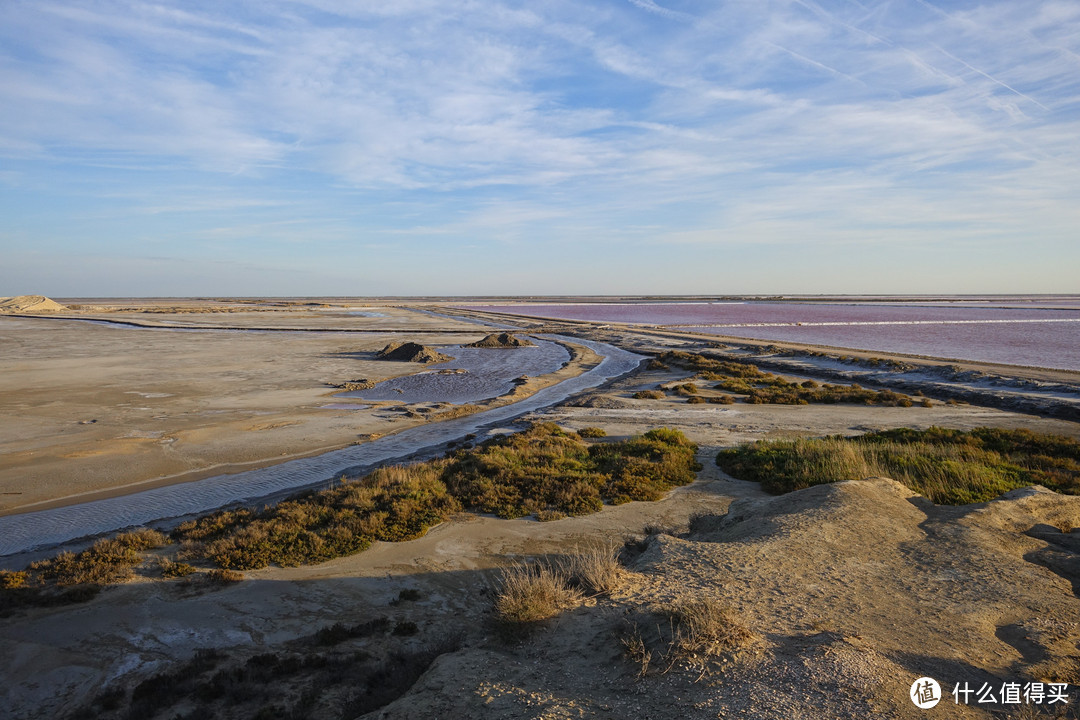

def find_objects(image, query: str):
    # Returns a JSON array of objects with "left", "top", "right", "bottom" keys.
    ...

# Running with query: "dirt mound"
[
  {"left": 0, "top": 295, "right": 68, "bottom": 314},
  {"left": 375, "top": 342, "right": 451, "bottom": 363},
  {"left": 465, "top": 332, "right": 536, "bottom": 349},
  {"left": 563, "top": 393, "right": 633, "bottom": 409}
]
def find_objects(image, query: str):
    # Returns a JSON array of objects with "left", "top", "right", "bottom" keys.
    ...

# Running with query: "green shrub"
[
  {"left": 443, "top": 423, "right": 699, "bottom": 519},
  {"left": 577, "top": 427, "right": 607, "bottom": 438},
  {"left": 716, "top": 427, "right": 1080, "bottom": 504},
  {"left": 26, "top": 531, "right": 163, "bottom": 587},
  {"left": 190, "top": 463, "right": 460, "bottom": 569},
  {"left": 662, "top": 350, "right": 914, "bottom": 406}
]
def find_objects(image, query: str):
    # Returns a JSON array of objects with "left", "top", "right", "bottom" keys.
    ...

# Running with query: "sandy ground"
[
  {"left": 0, "top": 308, "right": 593, "bottom": 514},
  {"left": 2, "top": 299, "right": 1079, "bottom": 719}
]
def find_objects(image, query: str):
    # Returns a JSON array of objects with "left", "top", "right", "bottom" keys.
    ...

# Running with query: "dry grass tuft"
[
  {"left": 620, "top": 598, "right": 756, "bottom": 681},
  {"left": 620, "top": 624, "right": 652, "bottom": 679},
  {"left": 665, "top": 598, "right": 756, "bottom": 656},
  {"left": 494, "top": 562, "right": 581, "bottom": 624},
  {"left": 561, "top": 542, "right": 624, "bottom": 596}
]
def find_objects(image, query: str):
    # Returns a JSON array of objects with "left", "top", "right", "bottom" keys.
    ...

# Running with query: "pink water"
[{"left": 466, "top": 301, "right": 1080, "bottom": 371}]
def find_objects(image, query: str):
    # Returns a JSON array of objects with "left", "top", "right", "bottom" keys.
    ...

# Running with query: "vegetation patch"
[
  {"left": 656, "top": 350, "right": 915, "bottom": 406},
  {"left": 716, "top": 427, "right": 1080, "bottom": 504},
  {"left": 3, "top": 423, "right": 699, "bottom": 608},
  {"left": 0, "top": 528, "right": 168, "bottom": 613},
  {"left": 180, "top": 463, "right": 461, "bottom": 570},
  {"left": 442, "top": 423, "right": 700, "bottom": 517}
]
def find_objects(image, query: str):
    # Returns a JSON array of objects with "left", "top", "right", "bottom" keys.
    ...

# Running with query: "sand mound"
[
  {"left": 377, "top": 479, "right": 1080, "bottom": 719},
  {"left": 376, "top": 342, "right": 451, "bottom": 363},
  {"left": 466, "top": 332, "right": 536, "bottom": 349},
  {"left": 0, "top": 295, "right": 68, "bottom": 314}
]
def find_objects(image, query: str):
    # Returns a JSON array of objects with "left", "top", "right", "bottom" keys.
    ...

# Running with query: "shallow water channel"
[
  {"left": 340, "top": 340, "right": 570, "bottom": 404},
  {"left": 0, "top": 336, "right": 643, "bottom": 556}
]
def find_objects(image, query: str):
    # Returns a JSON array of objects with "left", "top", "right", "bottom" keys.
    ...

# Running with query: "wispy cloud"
[{"left": 0, "top": 0, "right": 1078, "bottom": 294}]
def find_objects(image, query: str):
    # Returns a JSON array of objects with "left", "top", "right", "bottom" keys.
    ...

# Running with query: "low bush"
[
  {"left": 443, "top": 423, "right": 699, "bottom": 518},
  {"left": 632, "top": 390, "right": 665, "bottom": 400},
  {"left": 0, "top": 570, "right": 27, "bottom": 589},
  {"left": 187, "top": 463, "right": 461, "bottom": 570},
  {"left": 664, "top": 598, "right": 756, "bottom": 657},
  {"left": 206, "top": 569, "right": 244, "bottom": 584},
  {"left": 658, "top": 350, "right": 915, "bottom": 406},
  {"left": 717, "top": 427, "right": 1080, "bottom": 504},
  {"left": 159, "top": 558, "right": 196, "bottom": 578},
  {"left": 27, "top": 528, "right": 167, "bottom": 587},
  {"left": 392, "top": 588, "right": 422, "bottom": 604},
  {"left": 577, "top": 426, "right": 607, "bottom": 438}
]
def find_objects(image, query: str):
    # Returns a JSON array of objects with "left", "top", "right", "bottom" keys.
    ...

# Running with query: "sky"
[{"left": 1, "top": 0, "right": 1078, "bottom": 297}]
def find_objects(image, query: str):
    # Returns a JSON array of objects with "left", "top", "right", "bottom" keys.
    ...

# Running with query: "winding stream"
[{"left": 0, "top": 336, "right": 643, "bottom": 556}]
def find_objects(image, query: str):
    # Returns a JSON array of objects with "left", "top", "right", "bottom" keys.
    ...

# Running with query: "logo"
[{"left": 911, "top": 677, "right": 942, "bottom": 709}]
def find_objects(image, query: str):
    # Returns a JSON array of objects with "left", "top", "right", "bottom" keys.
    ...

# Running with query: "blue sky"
[{"left": 1, "top": 0, "right": 1078, "bottom": 296}]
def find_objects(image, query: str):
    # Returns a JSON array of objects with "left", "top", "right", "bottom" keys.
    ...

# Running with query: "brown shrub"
[
  {"left": 0, "top": 570, "right": 28, "bottom": 590},
  {"left": 632, "top": 390, "right": 665, "bottom": 400},
  {"left": 159, "top": 558, "right": 196, "bottom": 578},
  {"left": 206, "top": 568, "right": 244, "bottom": 584}
]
